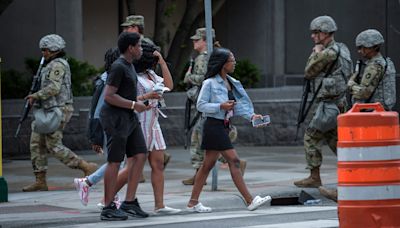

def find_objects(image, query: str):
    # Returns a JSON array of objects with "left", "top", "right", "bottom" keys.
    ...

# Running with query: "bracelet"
[{"left": 131, "top": 101, "right": 136, "bottom": 110}]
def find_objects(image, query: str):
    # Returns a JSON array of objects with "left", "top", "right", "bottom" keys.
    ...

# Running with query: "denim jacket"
[{"left": 196, "top": 74, "right": 255, "bottom": 121}]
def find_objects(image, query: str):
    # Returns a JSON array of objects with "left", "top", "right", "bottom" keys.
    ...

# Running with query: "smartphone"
[
  {"left": 252, "top": 115, "right": 271, "bottom": 127},
  {"left": 143, "top": 100, "right": 149, "bottom": 106}
]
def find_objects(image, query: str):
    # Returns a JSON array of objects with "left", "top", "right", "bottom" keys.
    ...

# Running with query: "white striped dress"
[{"left": 136, "top": 70, "right": 166, "bottom": 151}]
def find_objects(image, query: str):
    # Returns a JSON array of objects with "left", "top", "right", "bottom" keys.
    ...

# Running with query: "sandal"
[
  {"left": 247, "top": 195, "right": 272, "bottom": 211},
  {"left": 186, "top": 202, "right": 212, "bottom": 213}
]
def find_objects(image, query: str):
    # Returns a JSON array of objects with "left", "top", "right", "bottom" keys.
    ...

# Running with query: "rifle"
[
  {"left": 184, "top": 98, "right": 192, "bottom": 149},
  {"left": 295, "top": 46, "right": 342, "bottom": 140},
  {"left": 295, "top": 79, "right": 311, "bottom": 140},
  {"left": 183, "top": 57, "right": 196, "bottom": 149},
  {"left": 14, "top": 57, "right": 45, "bottom": 138}
]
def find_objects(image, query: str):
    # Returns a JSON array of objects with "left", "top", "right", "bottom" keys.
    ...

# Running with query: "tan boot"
[
  {"left": 22, "top": 172, "right": 48, "bottom": 192},
  {"left": 239, "top": 160, "right": 247, "bottom": 176},
  {"left": 182, "top": 169, "right": 206, "bottom": 185},
  {"left": 182, "top": 174, "right": 195, "bottom": 185},
  {"left": 78, "top": 160, "right": 98, "bottom": 177},
  {"left": 294, "top": 168, "right": 322, "bottom": 188},
  {"left": 139, "top": 172, "right": 146, "bottom": 183},
  {"left": 163, "top": 153, "right": 171, "bottom": 170},
  {"left": 319, "top": 186, "right": 338, "bottom": 202}
]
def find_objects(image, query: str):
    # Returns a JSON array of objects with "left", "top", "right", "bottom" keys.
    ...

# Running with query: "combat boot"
[
  {"left": 239, "top": 160, "right": 247, "bottom": 176},
  {"left": 182, "top": 174, "right": 195, "bottom": 185},
  {"left": 163, "top": 152, "right": 171, "bottom": 170},
  {"left": 182, "top": 169, "right": 206, "bottom": 185},
  {"left": 293, "top": 167, "right": 322, "bottom": 188},
  {"left": 22, "top": 172, "right": 48, "bottom": 192},
  {"left": 78, "top": 160, "right": 98, "bottom": 176},
  {"left": 319, "top": 186, "right": 338, "bottom": 202}
]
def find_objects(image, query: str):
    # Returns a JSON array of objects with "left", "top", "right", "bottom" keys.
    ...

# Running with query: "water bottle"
[{"left": 303, "top": 199, "right": 321, "bottom": 206}]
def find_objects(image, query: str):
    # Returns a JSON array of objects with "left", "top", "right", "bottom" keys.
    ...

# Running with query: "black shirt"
[{"left": 106, "top": 57, "right": 138, "bottom": 103}]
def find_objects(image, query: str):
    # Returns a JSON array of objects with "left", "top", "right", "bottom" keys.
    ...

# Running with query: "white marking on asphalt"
[
  {"left": 241, "top": 219, "right": 338, "bottom": 228},
  {"left": 55, "top": 206, "right": 337, "bottom": 228}
]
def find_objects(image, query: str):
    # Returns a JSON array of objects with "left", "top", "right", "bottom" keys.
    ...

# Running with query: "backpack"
[
  {"left": 369, "top": 57, "right": 396, "bottom": 110},
  {"left": 87, "top": 74, "right": 106, "bottom": 146}
]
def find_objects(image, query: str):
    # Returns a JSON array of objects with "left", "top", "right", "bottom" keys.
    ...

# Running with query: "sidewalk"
[{"left": 0, "top": 146, "right": 338, "bottom": 226}]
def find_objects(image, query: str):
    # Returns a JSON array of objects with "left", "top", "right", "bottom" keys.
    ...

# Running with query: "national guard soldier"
[
  {"left": 348, "top": 29, "right": 396, "bottom": 111},
  {"left": 293, "top": 16, "right": 353, "bottom": 191},
  {"left": 182, "top": 28, "right": 214, "bottom": 185},
  {"left": 22, "top": 34, "right": 97, "bottom": 192},
  {"left": 120, "top": 15, "right": 155, "bottom": 46}
]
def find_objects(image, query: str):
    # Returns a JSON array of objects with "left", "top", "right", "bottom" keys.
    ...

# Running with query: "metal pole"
[{"left": 204, "top": 0, "right": 218, "bottom": 191}]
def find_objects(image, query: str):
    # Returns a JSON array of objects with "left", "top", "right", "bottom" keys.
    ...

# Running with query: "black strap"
[
  {"left": 366, "top": 58, "right": 388, "bottom": 103},
  {"left": 302, "top": 46, "right": 341, "bottom": 119}
]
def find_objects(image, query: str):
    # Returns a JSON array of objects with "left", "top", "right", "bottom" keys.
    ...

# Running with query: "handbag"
[{"left": 33, "top": 107, "right": 63, "bottom": 134}]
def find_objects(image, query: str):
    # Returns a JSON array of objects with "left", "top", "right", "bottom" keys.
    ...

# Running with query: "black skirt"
[{"left": 201, "top": 117, "right": 234, "bottom": 151}]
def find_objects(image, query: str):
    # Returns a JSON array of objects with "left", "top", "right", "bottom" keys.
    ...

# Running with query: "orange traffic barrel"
[{"left": 337, "top": 103, "right": 400, "bottom": 227}]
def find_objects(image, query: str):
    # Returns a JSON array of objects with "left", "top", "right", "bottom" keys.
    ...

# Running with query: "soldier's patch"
[
  {"left": 365, "top": 73, "right": 371, "bottom": 79},
  {"left": 49, "top": 67, "right": 65, "bottom": 81}
]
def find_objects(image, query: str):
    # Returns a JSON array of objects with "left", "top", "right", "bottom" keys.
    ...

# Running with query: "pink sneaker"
[{"left": 73, "top": 178, "right": 90, "bottom": 206}]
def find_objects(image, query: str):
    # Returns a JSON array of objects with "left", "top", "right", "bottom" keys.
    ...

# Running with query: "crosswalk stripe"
[
  {"left": 243, "top": 219, "right": 338, "bottom": 228},
  {"left": 57, "top": 206, "right": 337, "bottom": 228}
]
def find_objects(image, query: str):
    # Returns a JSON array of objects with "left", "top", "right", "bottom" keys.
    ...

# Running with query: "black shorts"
[
  {"left": 100, "top": 106, "right": 147, "bottom": 162},
  {"left": 201, "top": 117, "right": 234, "bottom": 151}
]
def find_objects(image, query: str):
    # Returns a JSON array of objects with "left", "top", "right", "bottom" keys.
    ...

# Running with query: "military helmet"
[
  {"left": 355, "top": 29, "right": 384, "bottom": 48},
  {"left": 310, "top": 16, "right": 337, "bottom": 33},
  {"left": 39, "top": 34, "right": 66, "bottom": 51}
]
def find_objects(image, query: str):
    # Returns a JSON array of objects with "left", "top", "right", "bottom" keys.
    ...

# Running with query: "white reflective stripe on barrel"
[
  {"left": 338, "top": 145, "right": 400, "bottom": 162},
  {"left": 338, "top": 185, "right": 400, "bottom": 201}
]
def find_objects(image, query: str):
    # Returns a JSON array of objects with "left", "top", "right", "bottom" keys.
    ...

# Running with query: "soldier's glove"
[
  {"left": 351, "top": 85, "right": 364, "bottom": 99},
  {"left": 347, "top": 73, "right": 358, "bottom": 88}
]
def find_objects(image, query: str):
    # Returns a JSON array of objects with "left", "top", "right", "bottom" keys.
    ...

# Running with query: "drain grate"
[{"left": 0, "top": 204, "right": 73, "bottom": 214}]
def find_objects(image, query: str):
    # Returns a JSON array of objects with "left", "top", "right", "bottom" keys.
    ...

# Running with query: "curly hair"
[
  {"left": 133, "top": 40, "right": 160, "bottom": 73},
  {"left": 104, "top": 47, "right": 120, "bottom": 73}
]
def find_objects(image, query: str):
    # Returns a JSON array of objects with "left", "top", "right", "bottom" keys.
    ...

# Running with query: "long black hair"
[{"left": 204, "top": 48, "right": 231, "bottom": 79}]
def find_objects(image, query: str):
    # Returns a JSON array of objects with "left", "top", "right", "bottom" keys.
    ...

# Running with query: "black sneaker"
[
  {"left": 120, "top": 198, "right": 149, "bottom": 218},
  {"left": 100, "top": 202, "right": 128, "bottom": 221}
]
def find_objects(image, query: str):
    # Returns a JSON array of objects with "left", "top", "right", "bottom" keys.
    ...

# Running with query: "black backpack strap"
[{"left": 366, "top": 58, "right": 388, "bottom": 103}]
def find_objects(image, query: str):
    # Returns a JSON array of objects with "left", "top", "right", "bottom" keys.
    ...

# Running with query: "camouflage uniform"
[
  {"left": 23, "top": 34, "right": 97, "bottom": 192},
  {"left": 302, "top": 16, "right": 352, "bottom": 171},
  {"left": 29, "top": 57, "right": 80, "bottom": 172},
  {"left": 184, "top": 51, "right": 208, "bottom": 169},
  {"left": 348, "top": 29, "right": 397, "bottom": 111}
]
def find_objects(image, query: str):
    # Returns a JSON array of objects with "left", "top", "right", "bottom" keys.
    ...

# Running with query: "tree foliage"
[{"left": 1, "top": 57, "right": 99, "bottom": 99}]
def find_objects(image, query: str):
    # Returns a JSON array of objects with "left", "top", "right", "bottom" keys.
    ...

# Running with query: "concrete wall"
[{"left": 2, "top": 87, "right": 307, "bottom": 158}]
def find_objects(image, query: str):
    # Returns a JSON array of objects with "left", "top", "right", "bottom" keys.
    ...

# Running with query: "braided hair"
[
  {"left": 104, "top": 47, "right": 120, "bottom": 73},
  {"left": 133, "top": 40, "right": 160, "bottom": 73}
]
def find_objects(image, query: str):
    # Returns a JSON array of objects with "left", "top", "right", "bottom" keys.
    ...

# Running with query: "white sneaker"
[
  {"left": 155, "top": 206, "right": 182, "bottom": 215},
  {"left": 186, "top": 202, "right": 212, "bottom": 213},
  {"left": 247, "top": 195, "right": 272, "bottom": 211},
  {"left": 73, "top": 178, "right": 90, "bottom": 206}
]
